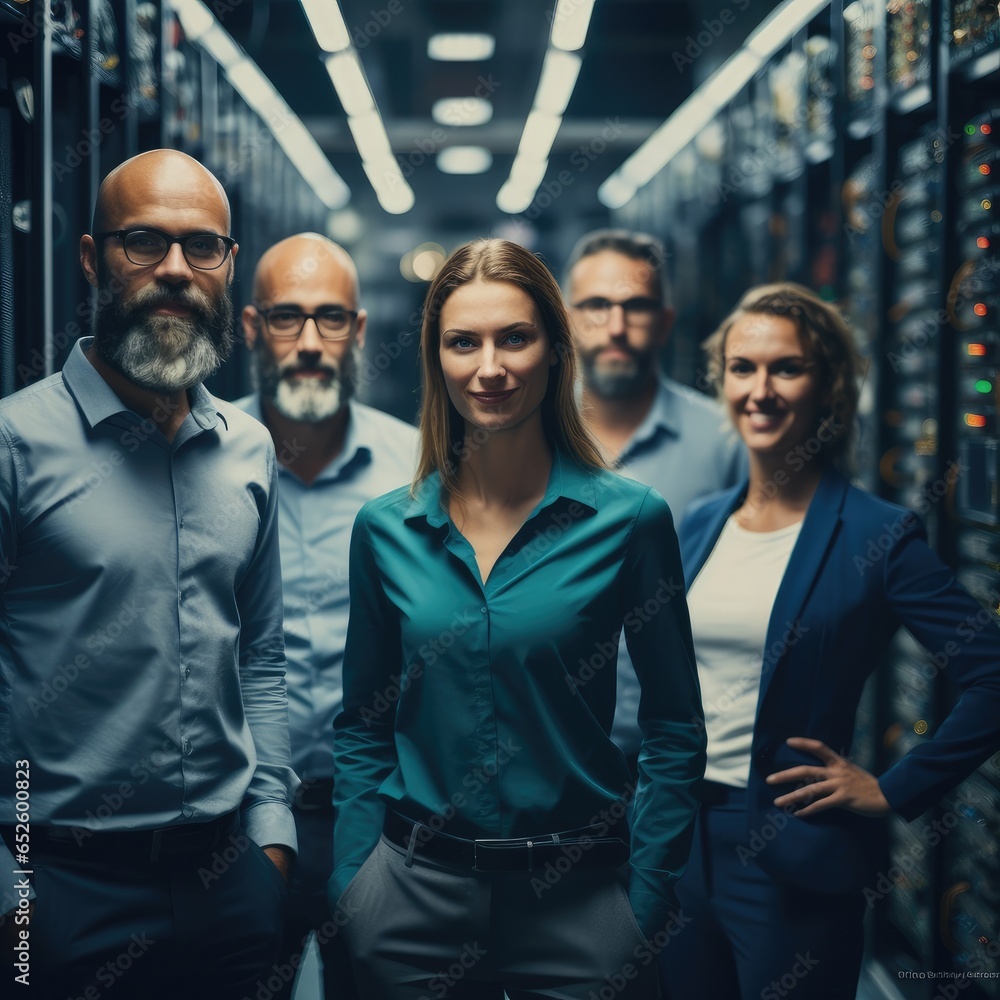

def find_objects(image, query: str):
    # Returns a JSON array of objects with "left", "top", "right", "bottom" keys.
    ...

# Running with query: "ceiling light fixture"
[
  {"left": 437, "top": 147, "right": 493, "bottom": 174},
  {"left": 299, "top": 0, "right": 351, "bottom": 52},
  {"left": 550, "top": 0, "right": 596, "bottom": 51},
  {"left": 427, "top": 33, "right": 496, "bottom": 61},
  {"left": 431, "top": 97, "right": 493, "bottom": 127},
  {"left": 170, "top": 0, "right": 350, "bottom": 210}
]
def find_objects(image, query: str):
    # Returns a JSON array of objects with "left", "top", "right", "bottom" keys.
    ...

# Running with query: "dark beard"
[
  {"left": 580, "top": 345, "right": 653, "bottom": 400},
  {"left": 93, "top": 280, "right": 235, "bottom": 393}
]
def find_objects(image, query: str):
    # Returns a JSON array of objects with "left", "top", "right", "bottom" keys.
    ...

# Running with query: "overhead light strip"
[
  {"left": 309, "top": 2, "right": 414, "bottom": 214},
  {"left": 597, "top": 0, "right": 832, "bottom": 209},
  {"left": 496, "top": 2, "right": 594, "bottom": 215},
  {"left": 170, "top": 0, "right": 350, "bottom": 210}
]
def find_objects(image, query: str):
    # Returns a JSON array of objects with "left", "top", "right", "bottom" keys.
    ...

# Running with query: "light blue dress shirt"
[
  {"left": 611, "top": 376, "right": 747, "bottom": 755},
  {"left": 0, "top": 339, "right": 297, "bottom": 906},
  {"left": 233, "top": 395, "right": 418, "bottom": 781}
]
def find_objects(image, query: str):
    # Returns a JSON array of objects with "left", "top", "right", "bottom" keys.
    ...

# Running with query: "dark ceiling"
[{"left": 213, "top": 0, "right": 776, "bottom": 252}]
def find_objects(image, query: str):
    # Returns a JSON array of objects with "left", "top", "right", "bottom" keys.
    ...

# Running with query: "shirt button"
[
  {"left": 481, "top": 607, "right": 487, "bottom": 614},
  {"left": 181, "top": 739, "right": 192, "bottom": 756},
  {"left": 182, "top": 806, "right": 194, "bottom": 818}
]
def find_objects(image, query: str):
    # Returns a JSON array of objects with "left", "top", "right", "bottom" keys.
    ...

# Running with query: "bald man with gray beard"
[
  {"left": 0, "top": 150, "right": 297, "bottom": 999},
  {"left": 236, "top": 233, "right": 417, "bottom": 1000}
]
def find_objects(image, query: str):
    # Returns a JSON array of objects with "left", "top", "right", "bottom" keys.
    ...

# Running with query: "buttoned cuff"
[{"left": 241, "top": 801, "right": 298, "bottom": 857}]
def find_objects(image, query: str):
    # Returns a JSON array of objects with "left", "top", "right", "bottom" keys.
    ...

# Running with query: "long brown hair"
[
  {"left": 413, "top": 238, "right": 606, "bottom": 497},
  {"left": 704, "top": 282, "right": 862, "bottom": 464}
]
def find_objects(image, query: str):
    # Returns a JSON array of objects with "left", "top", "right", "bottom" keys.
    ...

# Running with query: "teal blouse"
[{"left": 331, "top": 450, "right": 706, "bottom": 936}]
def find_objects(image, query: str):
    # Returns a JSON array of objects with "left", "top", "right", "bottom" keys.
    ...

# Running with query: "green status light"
[
  {"left": 966, "top": 124, "right": 977, "bottom": 135},
  {"left": 975, "top": 379, "right": 993, "bottom": 393}
]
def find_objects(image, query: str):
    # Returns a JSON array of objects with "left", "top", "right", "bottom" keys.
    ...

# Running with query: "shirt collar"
[
  {"left": 63, "top": 337, "right": 224, "bottom": 432},
  {"left": 628, "top": 377, "right": 681, "bottom": 448},
  {"left": 248, "top": 396, "right": 372, "bottom": 483},
  {"left": 403, "top": 448, "right": 598, "bottom": 530}
]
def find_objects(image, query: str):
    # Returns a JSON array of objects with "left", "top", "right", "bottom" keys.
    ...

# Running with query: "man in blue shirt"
[
  {"left": 565, "top": 229, "right": 745, "bottom": 764},
  {"left": 236, "top": 233, "right": 417, "bottom": 1000},
  {"left": 0, "top": 150, "right": 297, "bottom": 999}
]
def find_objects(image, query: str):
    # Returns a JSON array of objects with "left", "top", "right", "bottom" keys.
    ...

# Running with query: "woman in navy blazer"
[{"left": 660, "top": 283, "right": 1000, "bottom": 1000}]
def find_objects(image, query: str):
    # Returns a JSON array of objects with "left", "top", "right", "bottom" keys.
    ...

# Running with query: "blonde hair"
[
  {"left": 704, "top": 282, "right": 862, "bottom": 463},
  {"left": 414, "top": 238, "right": 607, "bottom": 497}
]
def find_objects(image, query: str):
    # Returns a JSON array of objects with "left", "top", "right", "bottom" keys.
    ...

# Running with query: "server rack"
[
  {"left": 612, "top": 2, "right": 999, "bottom": 996},
  {"left": 0, "top": 0, "right": 334, "bottom": 402}
]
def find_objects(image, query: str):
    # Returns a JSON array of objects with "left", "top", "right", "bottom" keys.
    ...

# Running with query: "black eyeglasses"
[
  {"left": 571, "top": 296, "right": 662, "bottom": 325},
  {"left": 95, "top": 228, "right": 237, "bottom": 270},
  {"left": 255, "top": 306, "right": 359, "bottom": 341}
]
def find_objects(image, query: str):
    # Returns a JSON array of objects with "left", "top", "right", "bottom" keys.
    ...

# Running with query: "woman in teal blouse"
[{"left": 329, "top": 238, "right": 705, "bottom": 999}]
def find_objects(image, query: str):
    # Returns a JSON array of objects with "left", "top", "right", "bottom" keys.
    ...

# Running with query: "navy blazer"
[{"left": 680, "top": 464, "right": 1000, "bottom": 893}]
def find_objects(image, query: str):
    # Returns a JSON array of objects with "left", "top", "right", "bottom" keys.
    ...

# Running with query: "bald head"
[
  {"left": 92, "top": 149, "right": 231, "bottom": 235},
  {"left": 252, "top": 233, "right": 359, "bottom": 307}
]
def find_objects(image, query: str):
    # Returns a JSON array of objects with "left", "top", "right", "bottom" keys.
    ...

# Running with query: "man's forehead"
[
  {"left": 256, "top": 251, "right": 357, "bottom": 304},
  {"left": 99, "top": 167, "right": 230, "bottom": 233},
  {"left": 572, "top": 251, "right": 659, "bottom": 293}
]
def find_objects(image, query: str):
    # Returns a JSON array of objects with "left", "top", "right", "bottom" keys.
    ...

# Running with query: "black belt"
[
  {"left": 382, "top": 810, "right": 630, "bottom": 873},
  {"left": 4, "top": 810, "right": 240, "bottom": 863},
  {"left": 294, "top": 777, "right": 335, "bottom": 813}
]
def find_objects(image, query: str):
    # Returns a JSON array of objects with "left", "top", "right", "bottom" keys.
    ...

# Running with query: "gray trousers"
[{"left": 337, "top": 837, "right": 662, "bottom": 1000}]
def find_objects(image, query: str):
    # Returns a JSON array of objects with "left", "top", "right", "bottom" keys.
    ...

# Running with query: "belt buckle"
[
  {"left": 473, "top": 838, "right": 534, "bottom": 873},
  {"left": 148, "top": 827, "right": 167, "bottom": 862}
]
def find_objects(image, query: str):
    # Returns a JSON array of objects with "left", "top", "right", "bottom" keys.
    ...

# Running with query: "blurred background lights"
[
  {"left": 437, "top": 147, "right": 493, "bottom": 174},
  {"left": 400, "top": 243, "right": 446, "bottom": 282},
  {"left": 427, "top": 33, "right": 495, "bottom": 61},
  {"left": 431, "top": 97, "right": 493, "bottom": 127}
]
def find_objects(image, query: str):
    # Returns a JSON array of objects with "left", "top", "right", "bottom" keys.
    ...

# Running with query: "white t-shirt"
[{"left": 686, "top": 516, "right": 803, "bottom": 787}]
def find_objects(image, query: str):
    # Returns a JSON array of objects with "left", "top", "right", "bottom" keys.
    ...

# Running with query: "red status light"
[
  {"left": 974, "top": 303, "right": 990, "bottom": 317},
  {"left": 968, "top": 343, "right": 988, "bottom": 356},
  {"left": 983, "top": 124, "right": 993, "bottom": 135},
  {"left": 978, "top": 237, "right": 992, "bottom": 249},
  {"left": 966, "top": 413, "right": 988, "bottom": 428},
  {"left": 980, "top": 164, "right": 992, "bottom": 175}
]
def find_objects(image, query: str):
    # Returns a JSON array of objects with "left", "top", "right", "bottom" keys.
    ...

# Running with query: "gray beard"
[
  {"left": 93, "top": 279, "right": 234, "bottom": 393},
  {"left": 256, "top": 346, "right": 358, "bottom": 424},
  {"left": 102, "top": 316, "right": 228, "bottom": 393}
]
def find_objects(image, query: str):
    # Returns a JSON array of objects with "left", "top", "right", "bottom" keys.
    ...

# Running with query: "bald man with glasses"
[
  {"left": 236, "top": 233, "right": 417, "bottom": 1000},
  {"left": 0, "top": 150, "right": 297, "bottom": 999}
]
